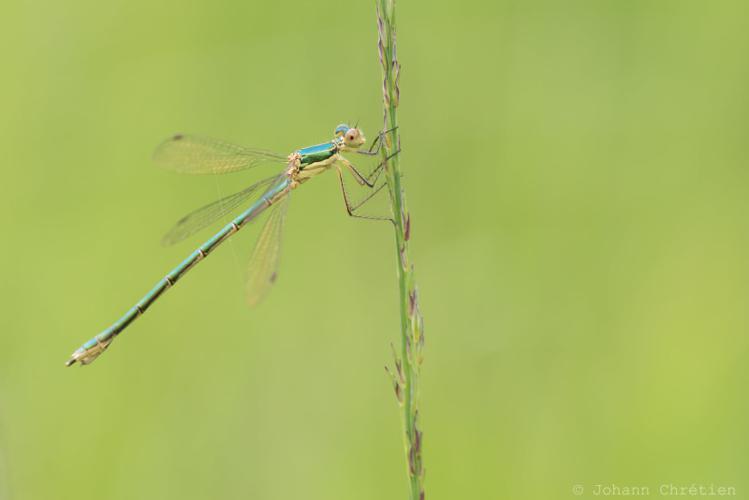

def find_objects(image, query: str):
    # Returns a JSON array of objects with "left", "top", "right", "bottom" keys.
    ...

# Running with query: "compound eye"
[{"left": 346, "top": 131, "right": 357, "bottom": 141}]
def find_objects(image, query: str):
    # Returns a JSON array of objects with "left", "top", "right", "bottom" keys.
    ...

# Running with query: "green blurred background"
[{"left": 1, "top": 1, "right": 748, "bottom": 499}]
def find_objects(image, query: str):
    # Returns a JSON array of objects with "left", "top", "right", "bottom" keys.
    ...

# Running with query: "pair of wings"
[{"left": 153, "top": 134, "right": 290, "bottom": 306}]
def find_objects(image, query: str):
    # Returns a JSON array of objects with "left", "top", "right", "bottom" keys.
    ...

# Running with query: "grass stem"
[{"left": 377, "top": 2, "right": 425, "bottom": 499}]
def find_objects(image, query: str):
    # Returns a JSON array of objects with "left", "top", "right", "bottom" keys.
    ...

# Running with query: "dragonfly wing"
[
  {"left": 162, "top": 175, "right": 280, "bottom": 245},
  {"left": 154, "top": 134, "right": 287, "bottom": 174},
  {"left": 245, "top": 194, "right": 290, "bottom": 307}
]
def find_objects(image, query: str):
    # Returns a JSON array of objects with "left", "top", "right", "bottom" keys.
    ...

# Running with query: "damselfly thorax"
[{"left": 289, "top": 134, "right": 359, "bottom": 184}]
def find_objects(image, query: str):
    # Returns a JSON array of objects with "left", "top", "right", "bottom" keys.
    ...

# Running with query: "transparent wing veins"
[
  {"left": 245, "top": 195, "right": 290, "bottom": 307},
  {"left": 162, "top": 175, "right": 279, "bottom": 245},
  {"left": 154, "top": 134, "right": 287, "bottom": 175}
]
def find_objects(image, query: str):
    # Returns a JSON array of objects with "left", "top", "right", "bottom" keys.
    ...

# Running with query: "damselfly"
[{"left": 66, "top": 124, "right": 396, "bottom": 366}]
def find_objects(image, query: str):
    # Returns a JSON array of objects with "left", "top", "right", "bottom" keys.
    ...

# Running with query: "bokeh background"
[{"left": 1, "top": 1, "right": 748, "bottom": 499}]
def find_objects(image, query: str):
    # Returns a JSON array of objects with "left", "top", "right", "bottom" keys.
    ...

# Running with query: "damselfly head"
[
  {"left": 342, "top": 127, "right": 366, "bottom": 149},
  {"left": 335, "top": 123, "right": 365, "bottom": 149}
]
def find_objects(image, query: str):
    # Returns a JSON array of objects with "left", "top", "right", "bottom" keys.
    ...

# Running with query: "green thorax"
[{"left": 296, "top": 139, "right": 341, "bottom": 166}]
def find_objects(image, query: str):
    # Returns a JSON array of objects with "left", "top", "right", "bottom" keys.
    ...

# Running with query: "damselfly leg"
[
  {"left": 337, "top": 138, "right": 401, "bottom": 222},
  {"left": 343, "top": 129, "right": 401, "bottom": 188}
]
